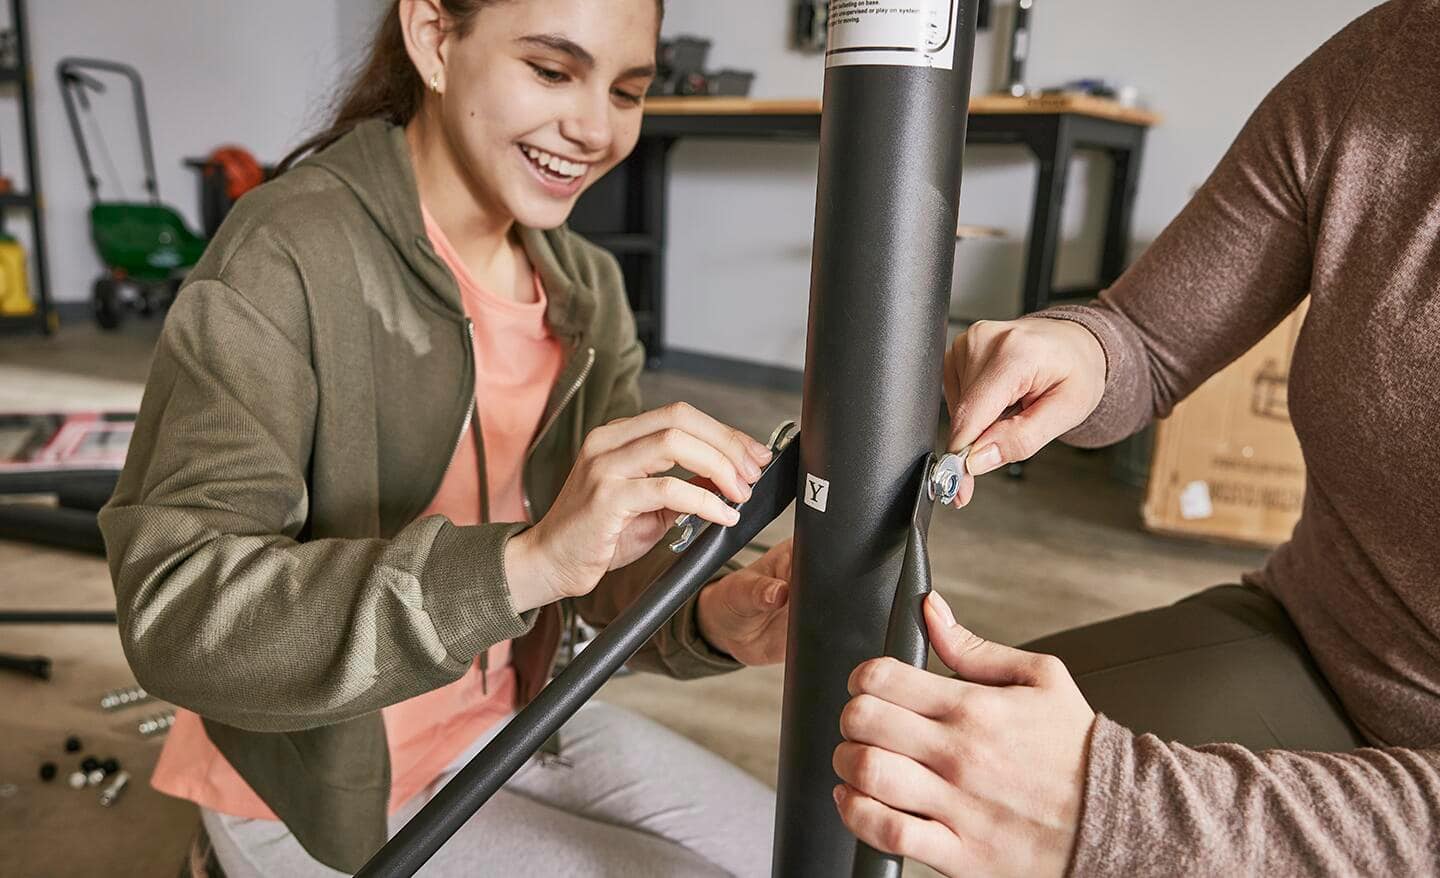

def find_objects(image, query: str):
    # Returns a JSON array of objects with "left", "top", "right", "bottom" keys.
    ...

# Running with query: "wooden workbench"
[{"left": 569, "top": 94, "right": 1159, "bottom": 363}]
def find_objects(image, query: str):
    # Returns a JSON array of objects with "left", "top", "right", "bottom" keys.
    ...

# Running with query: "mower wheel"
[{"left": 93, "top": 278, "right": 123, "bottom": 330}]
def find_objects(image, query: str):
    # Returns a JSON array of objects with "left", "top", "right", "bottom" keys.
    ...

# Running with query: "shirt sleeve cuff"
[
  {"left": 1066, "top": 714, "right": 1139, "bottom": 878},
  {"left": 421, "top": 520, "right": 539, "bottom": 662}
]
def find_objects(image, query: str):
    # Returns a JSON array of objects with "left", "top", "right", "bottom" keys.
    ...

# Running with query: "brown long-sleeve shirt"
[{"left": 1046, "top": 1, "right": 1440, "bottom": 872}]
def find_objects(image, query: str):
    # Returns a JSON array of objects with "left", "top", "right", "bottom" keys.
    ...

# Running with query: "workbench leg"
[
  {"left": 1021, "top": 121, "right": 1073, "bottom": 315},
  {"left": 635, "top": 137, "right": 674, "bottom": 367},
  {"left": 1100, "top": 133, "right": 1147, "bottom": 288}
]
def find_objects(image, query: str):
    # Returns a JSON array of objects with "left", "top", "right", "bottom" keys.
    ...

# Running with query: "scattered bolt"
[
  {"left": 99, "top": 685, "right": 151, "bottom": 711},
  {"left": 0, "top": 784, "right": 17, "bottom": 798},
  {"left": 80, "top": 757, "right": 100, "bottom": 774},
  {"left": 67, "top": 771, "right": 86, "bottom": 790},
  {"left": 137, "top": 711, "right": 175, "bottom": 737},
  {"left": 85, "top": 769, "right": 105, "bottom": 787},
  {"left": 64, "top": 736, "right": 82, "bottom": 753},
  {"left": 99, "top": 771, "right": 130, "bottom": 807},
  {"left": 101, "top": 758, "right": 119, "bottom": 776},
  {"left": 39, "top": 762, "right": 56, "bottom": 782}
]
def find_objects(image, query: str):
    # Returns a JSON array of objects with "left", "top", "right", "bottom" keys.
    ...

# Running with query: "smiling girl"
[{"left": 99, "top": 2, "right": 788, "bottom": 875}]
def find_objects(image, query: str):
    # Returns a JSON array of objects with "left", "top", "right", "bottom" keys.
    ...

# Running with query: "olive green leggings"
[{"left": 1024, "top": 584, "right": 1367, "bottom": 752}]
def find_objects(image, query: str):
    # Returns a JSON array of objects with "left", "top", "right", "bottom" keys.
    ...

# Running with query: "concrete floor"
[{"left": 0, "top": 319, "right": 1266, "bottom": 876}]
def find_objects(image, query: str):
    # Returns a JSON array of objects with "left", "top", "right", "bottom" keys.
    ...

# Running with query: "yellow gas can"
[{"left": 0, "top": 233, "right": 35, "bottom": 317}]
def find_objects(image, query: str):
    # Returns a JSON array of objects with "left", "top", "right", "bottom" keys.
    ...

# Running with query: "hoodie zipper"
[
  {"left": 521, "top": 345, "right": 596, "bottom": 521},
  {"left": 446, "top": 319, "right": 478, "bottom": 471},
  {"left": 517, "top": 343, "right": 595, "bottom": 690}
]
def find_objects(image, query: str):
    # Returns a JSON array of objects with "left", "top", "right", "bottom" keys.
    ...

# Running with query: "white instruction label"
[
  {"left": 1179, "top": 481, "right": 1214, "bottom": 521},
  {"left": 826, "top": 0, "right": 962, "bottom": 70},
  {"left": 804, "top": 474, "right": 831, "bottom": 513}
]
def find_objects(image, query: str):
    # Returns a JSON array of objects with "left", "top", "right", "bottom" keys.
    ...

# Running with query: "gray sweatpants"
[{"left": 204, "top": 701, "right": 776, "bottom": 877}]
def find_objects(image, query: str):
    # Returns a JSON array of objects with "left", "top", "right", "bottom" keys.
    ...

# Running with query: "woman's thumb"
[
  {"left": 964, "top": 394, "right": 1082, "bottom": 476},
  {"left": 924, "top": 593, "right": 1049, "bottom": 686}
]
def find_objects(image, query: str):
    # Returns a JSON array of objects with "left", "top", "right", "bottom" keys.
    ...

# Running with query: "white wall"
[
  {"left": 1, "top": 0, "right": 1377, "bottom": 328},
  {"left": 0, "top": 0, "right": 387, "bottom": 306},
  {"left": 659, "top": 0, "right": 1378, "bottom": 372}
]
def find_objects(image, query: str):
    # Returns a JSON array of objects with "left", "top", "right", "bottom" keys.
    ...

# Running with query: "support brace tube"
[
  {"left": 356, "top": 437, "right": 801, "bottom": 877},
  {"left": 853, "top": 457, "right": 938, "bottom": 877}
]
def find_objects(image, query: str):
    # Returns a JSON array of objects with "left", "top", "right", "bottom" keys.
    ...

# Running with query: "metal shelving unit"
[{"left": 0, "top": 0, "right": 55, "bottom": 334}]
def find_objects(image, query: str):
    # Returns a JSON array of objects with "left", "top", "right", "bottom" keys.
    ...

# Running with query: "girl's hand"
[
  {"left": 697, "top": 538, "right": 793, "bottom": 666},
  {"left": 833, "top": 592, "right": 1095, "bottom": 878},
  {"left": 944, "top": 318, "right": 1106, "bottom": 507},
  {"left": 505, "top": 403, "right": 772, "bottom": 613}
]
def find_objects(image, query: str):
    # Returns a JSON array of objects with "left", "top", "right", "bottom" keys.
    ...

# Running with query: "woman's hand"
[
  {"left": 945, "top": 318, "right": 1106, "bottom": 507},
  {"left": 697, "top": 538, "right": 793, "bottom": 665},
  {"left": 833, "top": 592, "right": 1095, "bottom": 878},
  {"left": 505, "top": 403, "right": 772, "bottom": 613}
]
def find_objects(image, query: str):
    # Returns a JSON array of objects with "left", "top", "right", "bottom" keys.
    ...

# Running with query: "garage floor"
[{"left": 0, "top": 319, "right": 1265, "bottom": 877}]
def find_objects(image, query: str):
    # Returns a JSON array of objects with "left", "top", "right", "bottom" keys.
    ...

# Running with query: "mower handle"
[{"left": 57, "top": 57, "right": 159, "bottom": 204}]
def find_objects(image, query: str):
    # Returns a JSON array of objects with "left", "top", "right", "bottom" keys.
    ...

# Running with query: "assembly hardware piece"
[
  {"left": 670, "top": 420, "right": 799, "bottom": 554},
  {"left": 927, "top": 450, "right": 970, "bottom": 505},
  {"left": 99, "top": 770, "right": 130, "bottom": 807},
  {"left": 100, "top": 684, "right": 150, "bottom": 711},
  {"left": 137, "top": 710, "right": 175, "bottom": 737}
]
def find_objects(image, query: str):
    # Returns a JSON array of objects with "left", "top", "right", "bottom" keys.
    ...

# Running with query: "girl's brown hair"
[{"left": 278, "top": 0, "right": 663, "bottom": 173}]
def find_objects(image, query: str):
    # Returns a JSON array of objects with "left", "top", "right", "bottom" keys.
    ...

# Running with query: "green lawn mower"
[{"left": 58, "top": 58, "right": 208, "bottom": 330}]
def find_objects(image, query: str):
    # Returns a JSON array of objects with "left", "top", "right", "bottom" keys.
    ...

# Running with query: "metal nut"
[
  {"left": 138, "top": 711, "right": 176, "bottom": 737},
  {"left": 927, "top": 452, "right": 968, "bottom": 505},
  {"left": 100, "top": 685, "right": 150, "bottom": 711}
]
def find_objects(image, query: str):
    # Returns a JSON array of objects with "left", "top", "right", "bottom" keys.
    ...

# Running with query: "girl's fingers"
[
  {"left": 588, "top": 402, "right": 770, "bottom": 477},
  {"left": 601, "top": 428, "right": 753, "bottom": 504},
  {"left": 626, "top": 476, "right": 740, "bottom": 527}
]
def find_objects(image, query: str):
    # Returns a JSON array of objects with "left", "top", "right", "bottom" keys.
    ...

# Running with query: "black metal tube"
[
  {"left": 777, "top": 5, "right": 979, "bottom": 875},
  {"left": 0, "top": 610, "right": 117, "bottom": 625},
  {"left": 0, "top": 652, "right": 51, "bottom": 680},
  {"left": 356, "top": 438, "right": 800, "bottom": 877},
  {"left": 1006, "top": 0, "right": 1033, "bottom": 97},
  {"left": 0, "top": 504, "right": 106, "bottom": 555},
  {"left": 853, "top": 459, "right": 938, "bottom": 877}
]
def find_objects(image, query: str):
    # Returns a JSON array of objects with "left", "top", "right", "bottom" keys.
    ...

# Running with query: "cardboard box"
[{"left": 1142, "top": 301, "right": 1308, "bottom": 547}]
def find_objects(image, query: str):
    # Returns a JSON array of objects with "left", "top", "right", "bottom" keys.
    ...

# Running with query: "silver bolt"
[
  {"left": 85, "top": 769, "right": 105, "bottom": 787},
  {"left": 928, "top": 451, "right": 969, "bottom": 505},
  {"left": 138, "top": 710, "right": 176, "bottom": 737},
  {"left": 100, "top": 685, "right": 151, "bottom": 711},
  {"left": 99, "top": 771, "right": 131, "bottom": 807}
]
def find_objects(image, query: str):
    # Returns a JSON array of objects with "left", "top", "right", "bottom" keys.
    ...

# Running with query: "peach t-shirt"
[{"left": 150, "top": 209, "right": 565, "bottom": 817}]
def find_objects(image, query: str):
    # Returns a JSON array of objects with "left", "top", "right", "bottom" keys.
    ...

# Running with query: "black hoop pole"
[
  {"left": 776, "top": 4, "right": 979, "bottom": 875},
  {"left": 355, "top": 437, "right": 800, "bottom": 877}
]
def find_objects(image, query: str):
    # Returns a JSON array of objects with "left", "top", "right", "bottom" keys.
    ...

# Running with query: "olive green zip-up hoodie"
[{"left": 99, "top": 119, "right": 740, "bottom": 872}]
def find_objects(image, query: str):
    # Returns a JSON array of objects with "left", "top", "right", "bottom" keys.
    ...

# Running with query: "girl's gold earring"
[{"left": 429, "top": 72, "right": 441, "bottom": 94}]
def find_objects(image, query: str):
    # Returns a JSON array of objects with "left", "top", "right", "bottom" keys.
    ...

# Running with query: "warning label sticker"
[{"left": 826, "top": 0, "right": 962, "bottom": 70}]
